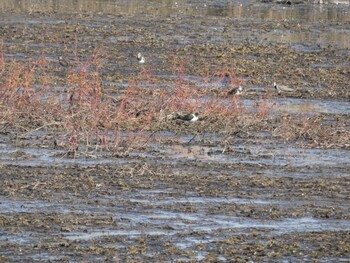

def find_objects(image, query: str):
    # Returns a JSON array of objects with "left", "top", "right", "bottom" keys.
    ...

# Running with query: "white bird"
[
  {"left": 137, "top": 52, "right": 145, "bottom": 64},
  {"left": 273, "top": 82, "right": 294, "bottom": 94},
  {"left": 180, "top": 112, "right": 199, "bottom": 122}
]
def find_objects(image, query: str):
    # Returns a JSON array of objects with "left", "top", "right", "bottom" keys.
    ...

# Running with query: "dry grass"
[{"left": 1, "top": 45, "right": 348, "bottom": 152}]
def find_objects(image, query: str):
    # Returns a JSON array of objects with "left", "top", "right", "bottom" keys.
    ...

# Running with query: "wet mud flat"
[
  {"left": 1, "top": 157, "right": 350, "bottom": 262},
  {"left": 1, "top": 127, "right": 349, "bottom": 262},
  {"left": 1, "top": 0, "right": 350, "bottom": 262},
  {"left": 0, "top": 0, "right": 349, "bottom": 99}
]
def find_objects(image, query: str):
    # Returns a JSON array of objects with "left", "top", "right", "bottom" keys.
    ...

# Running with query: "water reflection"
[
  {"left": 0, "top": 1, "right": 349, "bottom": 48},
  {"left": 263, "top": 29, "right": 350, "bottom": 48},
  {"left": 0, "top": 0, "right": 349, "bottom": 22}
]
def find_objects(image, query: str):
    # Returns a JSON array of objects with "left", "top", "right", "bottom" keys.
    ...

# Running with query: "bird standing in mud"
[
  {"left": 227, "top": 85, "right": 243, "bottom": 96},
  {"left": 137, "top": 52, "right": 145, "bottom": 65},
  {"left": 58, "top": 56, "right": 69, "bottom": 68},
  {"left": 179, "top": 112, "right": 199, "bottom": 122},
  {"left": 273, "top": 82, "right": 294, "bottom": 94}
]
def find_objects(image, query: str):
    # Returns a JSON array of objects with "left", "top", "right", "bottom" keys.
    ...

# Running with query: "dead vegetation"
[{"left": 0, "top": 43, "right": 349, "bottom": 154}]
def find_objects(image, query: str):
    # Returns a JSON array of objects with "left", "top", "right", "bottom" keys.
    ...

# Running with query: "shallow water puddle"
[
  {"left": 0, "top": 146, "right": 123, "bottom": 166},
  {"left": 0, "top": 198, "right": 85, "bottom": 214},
  {"left": 3, "top": 194, "right": 349, "bottom": 242},
  {"left": 154, "top": 142, "right": 350, "bottom": 168},
  {"left": 129, "top": 196, "right": 281, "bottom": 205},
  {"left": 62, "top": 216, "right": 350, "bottom": 241},
  {"left": 153, "top": 78, "right": 350, "bottom": 114},
  {"left": 219, "top": 97, "right": 350, "bottom": 114},
  {"left": 275, "top": 97, "right": 350, "bottom": 114},
  {"left": 1, "top": 133, "right": 349, "bottom": 169}
]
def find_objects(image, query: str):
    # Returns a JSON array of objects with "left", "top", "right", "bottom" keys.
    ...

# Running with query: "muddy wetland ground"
[{"left": 1, "top": 0, "right": 350, "bottom": 262}]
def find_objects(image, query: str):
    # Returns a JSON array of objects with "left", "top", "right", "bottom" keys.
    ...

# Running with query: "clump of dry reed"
[{"left": 3, "top": 44, "right": 341, "bottom": 153}]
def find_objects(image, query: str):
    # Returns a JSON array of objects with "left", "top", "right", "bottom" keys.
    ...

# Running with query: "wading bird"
[
  {"left": 58, "top": 56, "right": 69, "bottom": 67},
  {"left": 227, "top": 85, "right": 243, "bottom": 96},
  {"left": 137, "top": 52, "right": 145, "bottom": 64},
  {"left": 179, "top": 112, "right": 199, "bottom": 122},
  {"left": 273, "top": 82, "right": 294, "bottom": 94}
]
